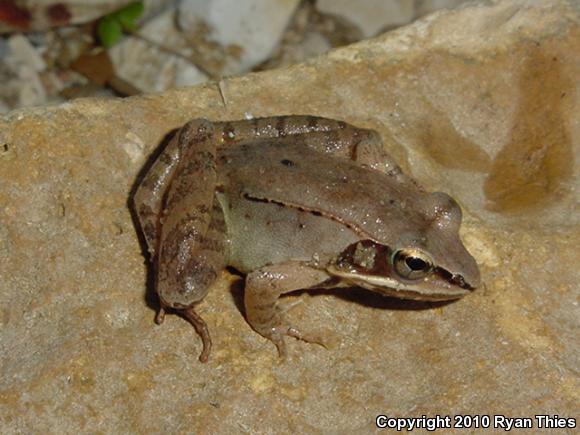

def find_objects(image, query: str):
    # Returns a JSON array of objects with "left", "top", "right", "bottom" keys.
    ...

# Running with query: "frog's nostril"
[
  {"left": 453, "top": 274, "right": 466, "bottom": 288},
  {"left": 280, "top": 159, "right": 295, "bottom": 167},
  {"left": 452, "top": 274, "right": 477, "bottom": 290}
]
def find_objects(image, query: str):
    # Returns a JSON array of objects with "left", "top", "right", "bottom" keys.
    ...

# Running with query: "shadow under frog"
[{"left": 131, "top": 116, "right": 480, "bottom": 362}]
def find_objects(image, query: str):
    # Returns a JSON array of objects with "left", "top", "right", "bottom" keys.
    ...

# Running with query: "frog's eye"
[{"left": 393, "top": 249, "right": 433, "bottom": 280}]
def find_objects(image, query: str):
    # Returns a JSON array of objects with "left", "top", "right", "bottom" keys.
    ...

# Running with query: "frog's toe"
[
  {"left": 286, "top": 326, "right": 334, "bottom": 350},
  {"left": 180, "top": 307, "right": 212, "bottom": 363},
  {"left": 154, "top": 306, "right": 166, "bottom": 325},
  {"left": 262, "top": 325, "right": 333, "bottom": 358},
  {"left": 265, "top": 327, "right": 297, "bottom": 359},
  {"left": 272, "top": 336, "right": 288, "bottom": 360},
  {"left": 278, "top": 298, "right": 304, "bottom": 314}
]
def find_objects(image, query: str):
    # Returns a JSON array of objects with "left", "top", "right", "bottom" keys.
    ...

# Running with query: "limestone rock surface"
[{"left": 1, "top": 0, "right": 578, "bottom": 433}]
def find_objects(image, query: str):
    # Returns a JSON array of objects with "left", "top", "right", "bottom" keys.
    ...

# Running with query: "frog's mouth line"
[{"left": 326, "top": 266, "right": 471, "bottom": 301}]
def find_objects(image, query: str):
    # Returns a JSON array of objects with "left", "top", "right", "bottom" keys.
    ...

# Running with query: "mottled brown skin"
[{"left": 133, "top": 116, "right": 480, "bottom": 362}]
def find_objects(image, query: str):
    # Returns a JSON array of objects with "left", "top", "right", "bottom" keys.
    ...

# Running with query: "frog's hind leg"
[
  {"left": 133, "top": 126, "right": 184, "bottom": 259},
  {"left": 155, "top": 120, "right": 227, "bottom": 362},
  {"left": 244, "top": 262, "right": 333, "bottom": 358},
  {"left": 284, "top": 127, "right": 407, "bottom": 178},
  {"left": 133, "top": 119, "right": 211, "bottom": 261},
  {"left": 156, "top": 198, "right": 226, "bottom": 363},
  {"left": 219, "top": 115, "right": 361, "bottom": 147}
]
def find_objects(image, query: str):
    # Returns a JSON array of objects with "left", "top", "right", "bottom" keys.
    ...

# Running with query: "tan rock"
[{"left": 1, "top": 0, "right": 578, "bottom": 432}]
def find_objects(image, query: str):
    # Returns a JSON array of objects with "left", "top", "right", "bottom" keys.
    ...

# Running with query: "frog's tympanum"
[{"left": 134, "top": 116, "right": 480, "bottom": 362}]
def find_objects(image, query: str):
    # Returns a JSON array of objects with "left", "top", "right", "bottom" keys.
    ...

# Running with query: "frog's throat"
[{"left": 326, "top": 266, "right": 470, "bottom": 301}]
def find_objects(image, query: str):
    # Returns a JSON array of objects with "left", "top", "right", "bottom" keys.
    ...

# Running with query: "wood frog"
[{"left": 133, "top": 116, "right": 480, "bottom": 362}]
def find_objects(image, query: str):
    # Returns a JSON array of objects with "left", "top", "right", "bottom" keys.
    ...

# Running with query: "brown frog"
[{"left": 133, "top": 116, "right": 480, "bottom": 362}]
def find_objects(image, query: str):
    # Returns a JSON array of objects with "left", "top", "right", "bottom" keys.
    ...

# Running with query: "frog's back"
[{"left": 218, "top": 141, "right": 430, "bottom": 245}]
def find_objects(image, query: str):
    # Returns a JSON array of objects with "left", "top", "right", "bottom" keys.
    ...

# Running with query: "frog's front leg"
[
  {"left": 244, "top": 263, "right": 332, "bottom": 357},
  {"left": 156, "top": 120, "right": 227, "bottom": 362},
  {"left": 134, "top": 125, "right": 184, "bottom": 259}
]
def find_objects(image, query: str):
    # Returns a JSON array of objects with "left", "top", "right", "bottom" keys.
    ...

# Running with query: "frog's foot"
[
  {"left": 154, "top": 304, "right": 212, "bottom": 362},
  {"left": 179, "top": 307, "right": 212, "bottom": 363},
  {"left": 244, "top": 262, "right": 332, "bottom": 358},
  {"left": 256, "top": 324, "right": 330, "bottom": 359}
]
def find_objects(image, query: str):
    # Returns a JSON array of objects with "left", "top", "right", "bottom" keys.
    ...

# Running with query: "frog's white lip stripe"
[{"left": 326, "top": 267, "right": 469, "bottom": 298}]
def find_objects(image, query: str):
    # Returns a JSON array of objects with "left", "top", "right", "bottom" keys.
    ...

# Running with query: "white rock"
[
  {"left": 7, "top": 35, "right": 46, "bottom": 71},
  {"left": 17, "top": 65, "right": 46, "bottom": 108},
  {"left": 415, "top": 0, "right": 468, "bottom": 18},
  {"left": 267, "top": 31, "right": 332, "bottom": 69},
  {"left": 0, "top": 100, "right": 9, "bottom": 114},
  {"left": 294, "top": 31, "right": 332, "bottom": 60},
  {"left": 2, "top": 36, "right": 48, "bottom": 109},
  {"left": 178, "top": 0, "right": 301, "bottom": 74},
  {"left": 318, "top": 0, "right": 469, "bottom": 37},
  {"left": 317, "top": 0, "right": 415, "bottom": 37},
  {"left": 110, "top": 9, "right": 208, "bottom": 93}
]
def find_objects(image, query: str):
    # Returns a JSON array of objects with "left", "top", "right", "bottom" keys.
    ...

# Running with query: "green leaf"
[
  {"left": 97, "top": 15, "right": 123, "bottom": 48},
  {"left": 116, "top": 1, "right": 145, "bottom": 32}
]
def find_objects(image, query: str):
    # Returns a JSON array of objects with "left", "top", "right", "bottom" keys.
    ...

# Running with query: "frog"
[{"left": 133, "top": 115, "right": 480, "bottom": 362}]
